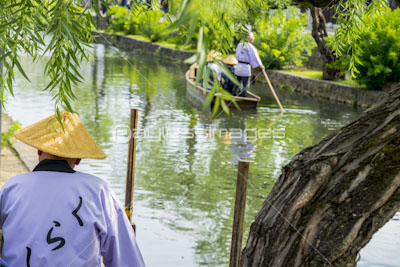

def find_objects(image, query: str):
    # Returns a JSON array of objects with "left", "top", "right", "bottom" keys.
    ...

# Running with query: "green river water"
[{"left": 6, "top": 44, "right": 399, "bottom": 266}]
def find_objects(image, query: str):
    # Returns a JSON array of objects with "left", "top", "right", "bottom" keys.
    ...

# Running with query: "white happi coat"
[
  {"left": 0, "top": 160, "right": 144, "bottom": 267},
  {"left": 234, "top": 42, "right": 263, "bottom": 77}
]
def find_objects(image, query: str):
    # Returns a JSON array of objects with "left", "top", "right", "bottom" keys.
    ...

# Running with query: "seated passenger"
[
  {"left": 221, "top": 55, "right": 238, "bottom": 94},
  {"left": 204, "top": 50, "right": 222, "bottom": 88}
]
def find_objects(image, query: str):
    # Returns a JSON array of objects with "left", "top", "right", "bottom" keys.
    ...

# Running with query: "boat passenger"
[
  {"left": 204, "top": 50, "right": 222, "bottom": 88},
  {"left": 0, "top": 111, "right": 145, "bottom": 267},
  {"left": 233, "top": 32, "right": 264, "bottom": 97},
  {"left": 221, "top": 55, "right": 238, "bottom": 94}
]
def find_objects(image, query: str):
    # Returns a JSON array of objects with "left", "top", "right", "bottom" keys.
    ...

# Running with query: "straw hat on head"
[
  {"left": 14, "top": 110, "right": 106, "bottom": 159},
  {"left": 223, "top": 55, "right": 238, "bottom": 66},
  {"left": 206, "top": 50, "right": 222, "bottom": 62}
]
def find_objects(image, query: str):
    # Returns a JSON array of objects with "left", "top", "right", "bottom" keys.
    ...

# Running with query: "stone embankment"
[
  {"left": 262, "top": 70, "right": 384, "bottom": 109},
  {"left": 93, "top": 31, "right": 194, "bottom": 62},
  {"left": 0, "top": 116, "right": 29, "bottom": 187}
]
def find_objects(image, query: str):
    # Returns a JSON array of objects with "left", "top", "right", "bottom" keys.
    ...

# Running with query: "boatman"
[
  {"left": 0, "top": 111, "right": 145, "bottom": 267},
  {"left": 233, "top": 32, "right": 264, "bottom": 97}
]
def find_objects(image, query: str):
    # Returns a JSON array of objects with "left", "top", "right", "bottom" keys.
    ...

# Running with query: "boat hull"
[{"left": 185, "top": 70, "right": 260, "bottom": 110}]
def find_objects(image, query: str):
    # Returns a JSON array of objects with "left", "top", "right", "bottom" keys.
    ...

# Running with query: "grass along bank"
[{"left": 282, "top": 69, "right": 367, "bottom": 88}]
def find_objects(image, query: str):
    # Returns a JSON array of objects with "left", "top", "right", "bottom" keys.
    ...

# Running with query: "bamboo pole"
[
  {"left": 261, "top": 68, "right": 284, "bottom": 112},
  {"left": 125, "top": 108, "right": 139, "bottom": 232},
  {"left": 229, "top": 160, "right": 251, "bottom": 267}
]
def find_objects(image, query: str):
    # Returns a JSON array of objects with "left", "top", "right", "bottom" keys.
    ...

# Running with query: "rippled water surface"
[{"left": 6, "top": 44, "right": 398, "bottom": 266}]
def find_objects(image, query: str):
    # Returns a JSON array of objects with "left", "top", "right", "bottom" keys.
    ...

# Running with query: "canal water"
[{"left": 6, "top": 44, "right": 399, "bottom": 266}]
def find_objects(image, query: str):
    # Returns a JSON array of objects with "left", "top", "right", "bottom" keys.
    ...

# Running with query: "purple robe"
[
  {"left": 0, "top": 166, "right": 145, "bottom": 266},
  {"left": 234, "top": 42, "right": 263, "bottom": 77}
]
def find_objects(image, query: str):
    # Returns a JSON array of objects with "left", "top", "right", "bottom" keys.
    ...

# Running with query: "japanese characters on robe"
[
  {"left": 234, "top": 42, "right": 262, "bottom": 77},
  {"left": 0, "top": 163, "right": 145, "bottom": 267}
]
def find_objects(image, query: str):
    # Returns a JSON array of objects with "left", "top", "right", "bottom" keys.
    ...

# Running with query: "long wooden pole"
[
  {"left": 125, "top": 108, "right": 139, "bottom": 231},
  {"left": 262, "top": 68, "right": 284, "bottom": 112},
  {"left": 229, "top": 160, "right": 251, "bottom": 267}
]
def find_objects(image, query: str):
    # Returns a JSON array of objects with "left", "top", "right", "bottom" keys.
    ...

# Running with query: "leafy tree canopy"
[{"left": 0, "top": 0, "right": 103, "bottom": 124}]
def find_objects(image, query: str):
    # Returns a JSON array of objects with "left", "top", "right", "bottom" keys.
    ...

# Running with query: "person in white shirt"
[{"left": 233, "top": 32, "right": 265, "bottom": 97}]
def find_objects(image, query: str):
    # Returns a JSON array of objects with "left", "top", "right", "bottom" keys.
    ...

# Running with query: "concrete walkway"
[{"left": 0, "top": 116, "right": 29, "bottom": 187}]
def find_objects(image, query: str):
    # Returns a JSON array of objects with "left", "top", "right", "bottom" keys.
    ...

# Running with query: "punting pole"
[
  {"left": 261, "top": 68, "right": 285, "bottom": 112},
  {"left": 229, "top": 160, "right": 251, "bottom": 267},
  {"left": 125, "top": 108, "right": 139, "bottom": 233}
]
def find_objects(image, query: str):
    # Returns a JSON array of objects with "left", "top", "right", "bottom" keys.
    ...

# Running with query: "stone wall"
[
  {"left": 262, "top": 70, "right": 384, "bottom": 108},
  {"left": 93, "top": 31, "right": 195, "bottom": 63}
]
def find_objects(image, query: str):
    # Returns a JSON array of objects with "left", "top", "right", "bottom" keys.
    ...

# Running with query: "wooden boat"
[{"left": 185, "top": 65, "right": 261, "bottom": 110}]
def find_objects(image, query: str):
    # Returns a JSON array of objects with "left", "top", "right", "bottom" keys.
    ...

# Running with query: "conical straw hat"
[
  {"left": 223, "top": 55, "right": 238, "bottom": 66},
  {"left": 206, "top": 50, "right": 222, "bottom": 62},
  {"left": 14, "top": 111, "right": 106, "bottom": 159}
]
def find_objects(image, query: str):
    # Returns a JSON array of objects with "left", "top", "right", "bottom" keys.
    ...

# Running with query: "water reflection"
[{"left": 7, "top": 44, "right": 392, "bottom": 266}]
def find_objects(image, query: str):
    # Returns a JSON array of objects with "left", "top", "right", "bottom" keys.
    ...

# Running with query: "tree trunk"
[
  {"left": 310, "top": 6, "right": 341, "bottom": 80},
  {"left": 241, "top": 85, "right": 400, "bottom": 266}
]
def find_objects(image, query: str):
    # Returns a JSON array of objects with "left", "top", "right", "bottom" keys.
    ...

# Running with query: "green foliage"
[
  {"left": 254, "top": 8, "right": 316, "bottom": 69},
  {"left": 138, "top": 8, "right": 170, "bottom": 42},
  {"left": 107, "top": 4, "right": 169, "bottom": 42},
  {"left": 108, "top": 1, "right": 315, "bottom": 70},
  {"left": 0, "top": 0, "right": 103, "bottom": 121},
  {"left": 351, "top": 8, "right": 400, "bottom": 89},
  {"left": 332, "top": 8, "right": 400, "bottom": 89},
  {"left": 328, "top": 0, "right": 388, "bottom": 75},
  {"left": 1, "top": 121, "right": 21, "bottom": 149},
  {"left": 283, "top": 69, "right": 366, "bottom": 87},
  {"left": 107, "top": 5, "right": 133, "bottom": 33},
  {"left": 283, "top": 69, "right": 323, "bottom": 79}
]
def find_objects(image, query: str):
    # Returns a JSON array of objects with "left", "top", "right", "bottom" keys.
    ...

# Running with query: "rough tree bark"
[
  {"left": 241, "top": 85, "right": 400, "bottom": 266},
  {"left": 310, "top": 6, "right": 341, "bottom": 80}
]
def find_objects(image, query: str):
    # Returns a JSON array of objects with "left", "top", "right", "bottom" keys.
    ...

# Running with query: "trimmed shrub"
[
  {"left": 254, "top": 8, "right": 316, "bottom": 69},
  {"left": 137, "top": 8, "right": 170, "bottom": 42},
  {"left": 107, "top": 5, "right": 132, "bottom": 33},
  {"left": 107, "top": 5, "right": 169, "bottom": 42},
  {"left": 352, "top": 8, "right": 400, "bottom": 89}
]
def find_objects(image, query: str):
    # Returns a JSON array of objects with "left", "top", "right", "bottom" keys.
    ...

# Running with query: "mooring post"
[
  {"left": 125, "top": 108, "right": 139, "bottom": 233},
  {"left": 229, "top": 160, "right": 250, "bottom": 267}
]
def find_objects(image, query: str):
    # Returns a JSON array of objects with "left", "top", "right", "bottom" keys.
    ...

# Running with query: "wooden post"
[
  {"left": 229, "top": 160, "right": 250, "bottom": 267},
  {"left": 262, "top": 68, "right": 285, "bottom": 112},
  {"left": 125, "top": 109, "right": 139, "bottom": 232}
]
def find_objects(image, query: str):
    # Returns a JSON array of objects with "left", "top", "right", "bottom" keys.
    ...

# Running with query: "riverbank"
[
  {"left": 261, "top": 70, "right": 384, "bottom": 109},
  {"left": 93, "top": 30, "right": 384, "bottom": 109},
  {"left": 0, "top": 116, "right": 29, "bottom": 187},
  {"left": 93, "top": 30, "right": 194, "bottom": 62}
]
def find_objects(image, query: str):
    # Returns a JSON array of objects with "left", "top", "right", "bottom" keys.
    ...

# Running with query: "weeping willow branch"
[{"left": 0, "top": 0, "right": 105, "bottom": 122}]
